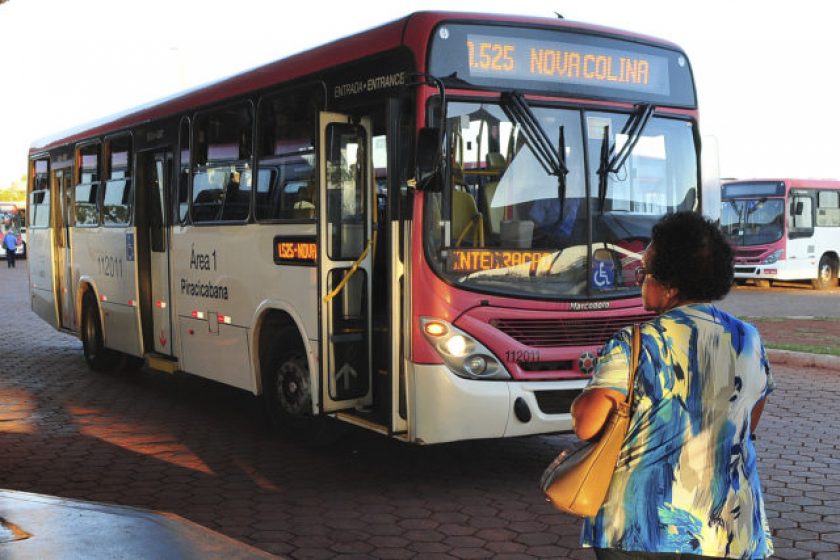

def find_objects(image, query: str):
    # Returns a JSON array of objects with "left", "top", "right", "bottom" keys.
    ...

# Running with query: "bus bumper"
[
  {"left": 409, "top": 364, "right": 588, "bottom": 444},
  {"left": 734, "top": 259, "right": 817, "bottom": 281}
]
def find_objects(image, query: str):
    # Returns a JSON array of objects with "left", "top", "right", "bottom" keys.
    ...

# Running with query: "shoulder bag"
[{"left": 539, "top": 323, "right": 641, "bottom": 517}]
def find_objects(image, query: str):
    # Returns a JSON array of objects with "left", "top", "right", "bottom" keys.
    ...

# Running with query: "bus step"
[
  {"left": 146, "top": 354, "right": 180, "bottom": 374},
  {"left": 330, "top": 332, "right": 364, "bottom": 343},
  {"left": 333, "top": 411, "right": 389, "bottom": 436}
]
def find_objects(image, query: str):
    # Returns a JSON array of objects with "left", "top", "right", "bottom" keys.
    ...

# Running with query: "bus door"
[
  {"left": 318, "top": 113, "right": 374, "bottom": 412},
  {"left": 135, "top": 149, "right": 174, "bottom": 356},
  {"left": 53, "top": 166, "right": 75, "bottom": 330}
]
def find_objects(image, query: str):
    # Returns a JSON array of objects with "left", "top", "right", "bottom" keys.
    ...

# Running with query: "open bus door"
[
  {"left": 53, "top": 165, "right": 75, "bottom": 331},
  {"left": 135, "top": 149, "right": 174, "bottom": 357},
  {"left": 318, "top": 113, "right": 374, "bottom": 413}
]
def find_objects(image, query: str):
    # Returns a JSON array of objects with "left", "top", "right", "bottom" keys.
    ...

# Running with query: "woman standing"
[{"left": 572, "top": 212, "right": 774, "bottom": 559}]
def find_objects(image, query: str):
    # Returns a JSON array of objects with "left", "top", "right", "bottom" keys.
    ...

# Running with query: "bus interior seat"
[
  {"left": 486, "top": 151, "right": 507, "bottom": 170},
  {"left": 293, "top": 182, "right": 316, "bottom": 219},
  {"left": 677, "top": 187, "right": 697, "bottom": 212},
  {"left": 483, "top": 152, "right": 507, "bottom": 234},
  {"left": 192, "top": 189, "right": 223, "bottom": 222},
  {"left": 221, "top": 172, "right": 250, "bottom": 219},
  {"left": 452, "top": 189, "right": 484, "bottom": 247}
]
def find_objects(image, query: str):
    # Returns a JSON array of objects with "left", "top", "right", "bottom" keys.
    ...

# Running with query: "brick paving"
[{"left": 0, "top": 262, "right": 838, "bottom": 559}]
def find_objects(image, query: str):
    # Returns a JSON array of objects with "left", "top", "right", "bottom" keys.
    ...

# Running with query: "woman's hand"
[{"left": 570, "top": 388, "right": 626, "bottom": 441}]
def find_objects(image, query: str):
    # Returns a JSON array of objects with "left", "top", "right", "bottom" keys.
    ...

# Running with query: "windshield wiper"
[
  {"left": 597, "top": 104, "right": 654, "bottom": 212},
  {"left": 501, "top": 92, "right": 569, "bottom": 216}
]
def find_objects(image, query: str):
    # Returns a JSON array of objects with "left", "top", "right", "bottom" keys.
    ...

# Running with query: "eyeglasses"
[{"left": 634, "top": 267, "right": 650, "bottom": 286}]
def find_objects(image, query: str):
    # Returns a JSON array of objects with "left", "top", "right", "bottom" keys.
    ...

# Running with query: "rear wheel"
[
  {"left": 81, "top": 293, "right": 120, "bottom": 372},
  {"left": 812, "top": 255, "right": 838, "bottom": 290}
]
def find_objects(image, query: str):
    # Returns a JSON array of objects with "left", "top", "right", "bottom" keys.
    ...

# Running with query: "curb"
[{"left": 767, "top": 349, "right": 840, "bottom": 372}]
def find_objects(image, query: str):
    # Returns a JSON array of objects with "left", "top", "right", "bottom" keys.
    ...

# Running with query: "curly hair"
[{"left": 649, "top": 211, "right": 734, "bottom": 301}]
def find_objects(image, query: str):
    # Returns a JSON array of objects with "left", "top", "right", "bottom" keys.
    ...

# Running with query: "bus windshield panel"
[
  {"left": 721, "top": 183, "right": 787, "bottom": 246},
  {"left": 424, "top": 101, "right": 698, "bottom": 299},
  {"left": 429, "top": 24, "right": 696, "bottom": 107}
]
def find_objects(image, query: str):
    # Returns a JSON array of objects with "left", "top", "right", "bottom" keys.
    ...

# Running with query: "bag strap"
[{"left": 625, "top": 323, "right": 641, "bottom": 405}]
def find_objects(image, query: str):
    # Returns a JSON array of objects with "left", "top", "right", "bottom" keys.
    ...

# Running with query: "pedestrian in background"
[
  {"left": 3, "top": 229, "right": 17, "bottom": 268},
  {"left": 571, "top": 211, "right": 774, "bottom": 559}
]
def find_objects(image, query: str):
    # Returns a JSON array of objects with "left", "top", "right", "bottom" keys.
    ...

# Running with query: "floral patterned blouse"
[{"left": 580, "top": 304, "right": 775, "bottom": 559}]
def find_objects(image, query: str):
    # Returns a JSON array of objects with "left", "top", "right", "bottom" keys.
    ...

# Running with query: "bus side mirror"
[
  {"left": 415, "top": 127, "right": 441, "bottom": 191},
  {"left": 794, "top": 201, "right": 804, "bottom": 216}
]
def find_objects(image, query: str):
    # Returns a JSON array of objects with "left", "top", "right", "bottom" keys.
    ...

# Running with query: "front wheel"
[
  {"left": 812, "top": 255, "right": 838, "bottom": 290},
  {"left": 81, "top": 293, "right": 120, "bottom": 372},
  {"left": 262, "top": 340, "right": 344, "bottom": 444},
  {"left": 264, "top": 346, "right": 313, "bottom": 427}
]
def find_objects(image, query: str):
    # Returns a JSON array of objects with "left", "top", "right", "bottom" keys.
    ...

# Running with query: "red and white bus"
[
  {"left": 28, "top": 12, "right": 703, "bottom": 443},
  {"left": 722, "top": 179, "right": 840, "bottom": 290},
  {"left": 0, "top": 201, "right": 26, "bottom": 259}
]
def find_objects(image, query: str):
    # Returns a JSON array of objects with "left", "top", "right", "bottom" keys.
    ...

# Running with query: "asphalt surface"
[
  {"left": 1, "top": 262, "right": 839, "bottom": 559},
  {"left": 719, "top": 282, "right": 840, "bottom": 318}
]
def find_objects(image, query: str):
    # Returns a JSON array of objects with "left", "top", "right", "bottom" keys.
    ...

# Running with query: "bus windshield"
[
  {"left": 721, "top": 197, "right": 785, "bottom": 246},
  {"left": 424, "top": 100, "right": 698, "bottom": 299}
]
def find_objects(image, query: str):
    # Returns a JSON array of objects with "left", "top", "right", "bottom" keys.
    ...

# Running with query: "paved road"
[
  {"left": 1, "top": 263, "right": 838, "bottom": 559},
  {"left": 720, "top": 282, "right": 840, "bottom": 318}
]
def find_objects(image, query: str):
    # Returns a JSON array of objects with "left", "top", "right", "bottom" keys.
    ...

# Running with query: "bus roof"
[{"left": 29, "top": 11, "right": 687, "bottom": 155}]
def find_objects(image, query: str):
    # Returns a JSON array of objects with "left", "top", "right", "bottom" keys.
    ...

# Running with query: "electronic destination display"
[{"left": 429, "top": 24, "right": 696, "bottom": 107}]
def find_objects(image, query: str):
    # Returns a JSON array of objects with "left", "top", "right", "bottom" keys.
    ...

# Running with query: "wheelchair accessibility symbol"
[{"left": 592, "top": 259, "right": 615, "bottom": 290}]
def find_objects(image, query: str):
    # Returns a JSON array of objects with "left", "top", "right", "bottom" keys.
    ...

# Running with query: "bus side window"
[
  {"left": 790, "top": 195, "right": 814, "bottom": 234},
  {"left": 103, "top": 136, "right": 132, "bottom": 226},
  {"left": 29, "top": 159, "right": 51, "bottom": 229},
  {"left": 75, "top": 144, "right": 101, "bottom": 226},
  {"left": 817, "top": 191, "right": 840, "bottom": 227},
  {"left": 177, "top": 118, "right": 191, "bottom": 225},
  {"left": 192, "top": 103, "right": 253, "bottom": 224},
  {"left": 255, "top": 86, "right": 321, "bottom": 221}
]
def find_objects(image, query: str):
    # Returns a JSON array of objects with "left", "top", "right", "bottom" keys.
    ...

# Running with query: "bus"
[
  {"left": 0, "top": 202, "right": 26, "bottom": 259},
  {"left": 721, "top": 179, "right": 840, "bottom": 290},
  {"left": 27, "top": 12, "right": 703, "bottom": 444}
]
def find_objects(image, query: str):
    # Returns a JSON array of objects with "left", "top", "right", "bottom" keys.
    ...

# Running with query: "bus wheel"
[
  {"left": 81, "top": 293, "right": 120, "bottom": 372},
  {"left": 262, "top": 341, "right": 344, "bottom": 443},
  {"left": 265, "top": 346, "right": 313, "bottom": 425},
  {"left": 813, "top": 255, "right": 838, "bottom": 290}
]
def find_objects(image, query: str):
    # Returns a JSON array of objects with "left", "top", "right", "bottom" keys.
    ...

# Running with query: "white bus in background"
[{"left": 721, "top": 179, "right": 840, "bottom": 289}]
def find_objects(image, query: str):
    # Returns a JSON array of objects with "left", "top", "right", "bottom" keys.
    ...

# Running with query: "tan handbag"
[{"left": 540, "top": 324, "right": 641, "bottom": 517}]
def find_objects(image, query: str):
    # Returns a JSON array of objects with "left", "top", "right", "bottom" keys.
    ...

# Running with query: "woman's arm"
[
  {"left": 751, "top": 397, "right": 767, "bottom": 433},
  {"left": 570, "top": 388, "right": 626, "bottom": 441}
]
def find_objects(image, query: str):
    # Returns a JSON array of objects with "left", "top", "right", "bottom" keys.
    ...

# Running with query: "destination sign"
[
  {"left": 447, "top": 249, "right": 554, "bottom": 274},
  {"left": 274, "top": 236, "right": 317, "bottom": 266},
  {"left": 429, "top": 24, "right": 695, "bottom": 107},
  {"left": 465, "top": 34, "right": 669, "bottom": 95}
]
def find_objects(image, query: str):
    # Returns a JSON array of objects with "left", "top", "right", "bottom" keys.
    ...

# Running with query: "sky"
[{"left": 1, "top": 0, "right": 838, "bottom": 188}]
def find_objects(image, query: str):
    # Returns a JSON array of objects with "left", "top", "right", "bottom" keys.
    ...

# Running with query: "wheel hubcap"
[{"left": 274, "top": 355, "right": 311, "bottom": 416}]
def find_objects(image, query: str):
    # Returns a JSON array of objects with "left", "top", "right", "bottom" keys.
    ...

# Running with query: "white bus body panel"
[
  {"left": 178, "top": 318, "right": 252, "bottom": 390},
  {"left": 73, "top": 227, "right": 143, "bottom": 356},
  {"left": 409, "top": 364, "right": 586, "bottom": 444},
  {"left": 735, "top": 228, "right": 835, "bottom": 282},
  {"left": 28, "top": 225, "right": 58, "bottom": 329},
  {"left": 171, "top": 223, "right": 318, "bottom": 394}
]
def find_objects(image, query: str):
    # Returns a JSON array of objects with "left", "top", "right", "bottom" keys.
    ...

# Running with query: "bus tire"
[
  {"left": 813, "top": 255, "right": 838, "bottom": 290},
  {"left": 261, "top": 333, "right": 344, "bottom": 444},
  {"left": 81, "top": 293, "right": 120, "bottom": 372},
  {"left": 263, "top": 341, "right": 313, "bottom": 427}
]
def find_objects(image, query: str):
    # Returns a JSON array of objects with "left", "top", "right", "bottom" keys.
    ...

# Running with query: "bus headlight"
[
  {"left": 762, "top": 249, "right": 784, "bottom": 264},
  {"left": 420, "top": 317, "right": 509, "bottom": 380}
]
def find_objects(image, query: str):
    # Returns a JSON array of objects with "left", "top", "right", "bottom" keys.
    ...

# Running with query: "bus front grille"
[{"left": 492, "top": 314, "right": 654, "bottom": 348}]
